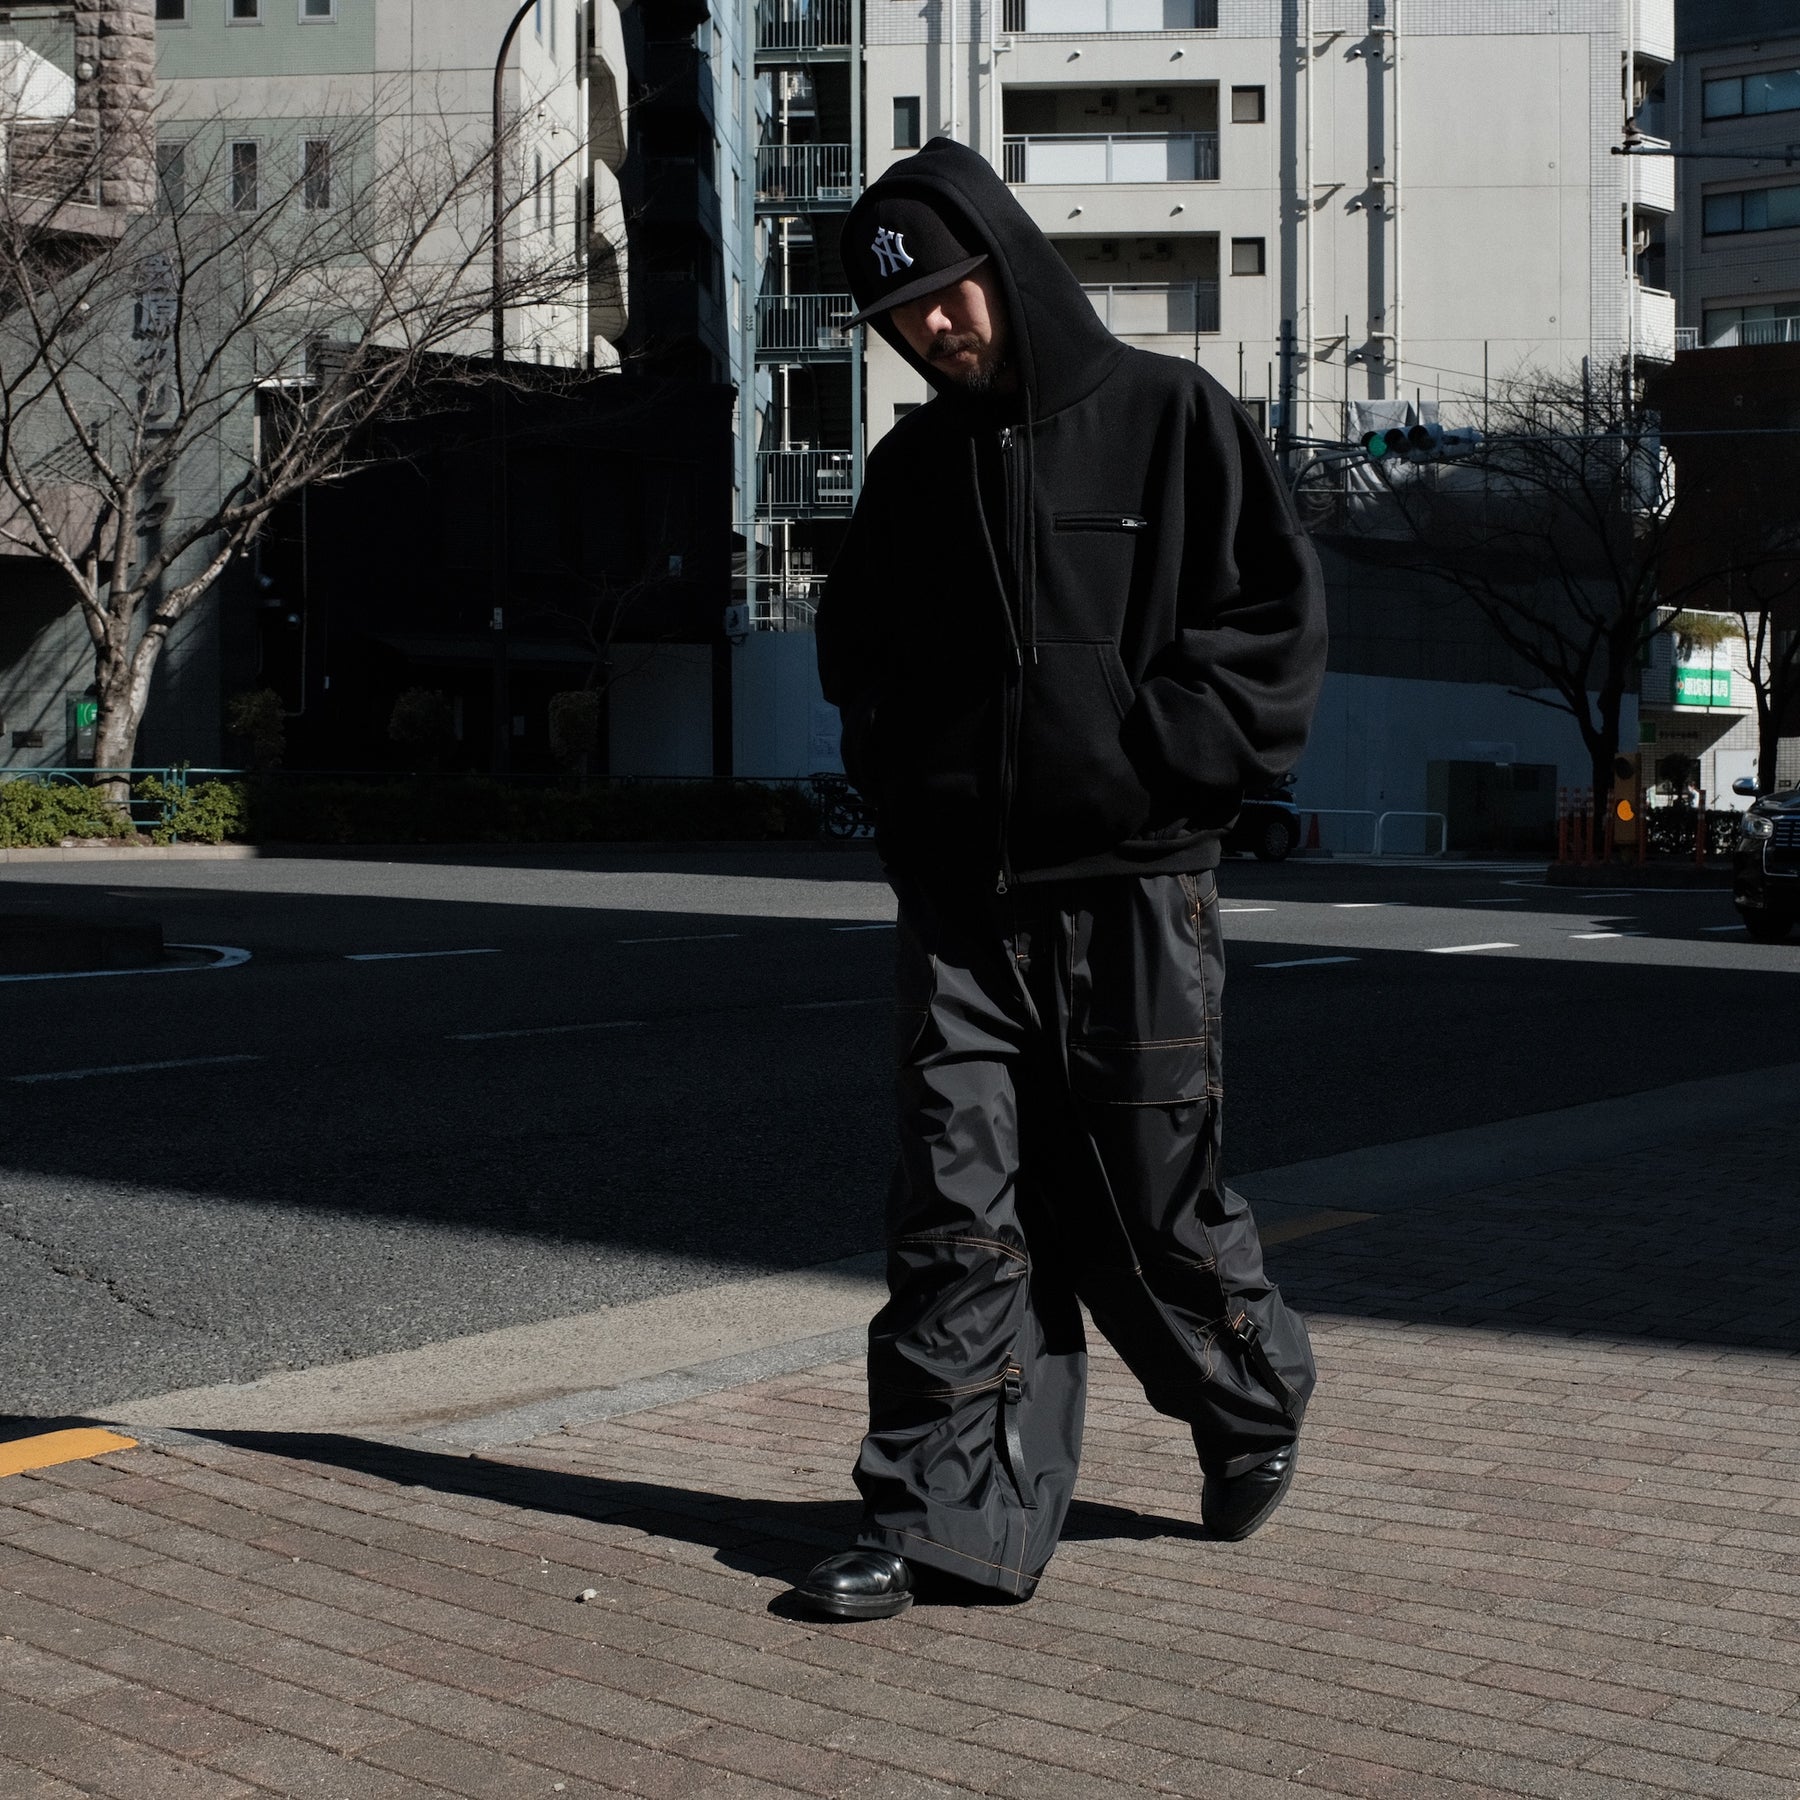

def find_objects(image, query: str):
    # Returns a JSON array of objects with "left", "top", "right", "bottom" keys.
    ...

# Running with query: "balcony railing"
[
  {"left": 757, "top": 449, "right": 856, "bottom": 516},
  {"left": 750, "top": 577, "right": 826, "bottom": 630},
  {"left": 1003, "top": 133, "right": 1219, "bottom": 185},
  {"left": 756, "top": 0, "right": 853, "bottom": 53},
  {"left": 756, "top": 143, "right": 855, "bottom": 208},
  {"left": 1001, "top": 0, "right": 1216, "bottom": 28},
  {"left": 1628, "top": 136, "right": 1675, "bottom": 213},
  {"left": 1702, "top": 316, "right": 1800, "bottom": 348},
  {"left": 1634, "top": 284, "right": 1676, "bottom": 363},
  {"left": 756, "top": 292, "right": 854, "bottom": 355},
  {"left": 1084, "top": 280, "right": 1219, "bottom": 336},
  {"left": 1, "top": 4, "right": 81, "bottom": 204}
]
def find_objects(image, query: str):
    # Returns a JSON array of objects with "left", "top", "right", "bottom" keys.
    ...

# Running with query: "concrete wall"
[
  {"left": 732, "top": 629, "right": 838, "bottom": 778},
  {"left": 1295, "top": 668, "right": 1635, "bottom": 829},
  {"left": 606, "top": 642, "right": 712, "bottom": 776}
]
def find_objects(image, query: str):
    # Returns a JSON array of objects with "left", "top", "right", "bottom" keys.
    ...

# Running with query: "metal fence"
[
  {"left": 1, "top": 766, "right": 242, "bottom": 838},
  {"left": 1001, "top": 0, "right": 1217, "bottom": 28},
  {"left": 1002, "top": 132, "right": 1219, "bottom": 185},
  {"left": 750, "top": 579, "right": 824, "bottom": 630},
  {"left": 1292, "top": 807, "right": 1448, "bottom": 859},
  {"left": 755, "top": 0, "right": 853, "bottom": 52},
  {"left": 756, "top": 449, "right": 856, "bottom": 516},
  {"left": 755, "top": 143, "right": 854, "bottom": 206},
  {"left": 756, "top": 292, "right": 854, "bottom": 354}
]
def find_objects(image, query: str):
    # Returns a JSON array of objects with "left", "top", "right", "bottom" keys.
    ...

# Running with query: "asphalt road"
[{"left": 3, "top": 846, "right": 1793, "bottom": 1418}]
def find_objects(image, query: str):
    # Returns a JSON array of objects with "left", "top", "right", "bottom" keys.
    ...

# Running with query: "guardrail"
[
  {"left": 1293, "top": 807, "right": 1447, "bottom": 858},
  {"left": 756, "top": 449, "right": 855, "bottom": 516}
]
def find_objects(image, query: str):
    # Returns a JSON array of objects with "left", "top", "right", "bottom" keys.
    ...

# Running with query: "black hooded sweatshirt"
[{"left": 815, "top": 138, "right": 1326, "bottom": 891}]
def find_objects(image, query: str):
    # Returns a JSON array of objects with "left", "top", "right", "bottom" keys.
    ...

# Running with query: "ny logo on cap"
[{"left": 871, "top": 227, "right": 914, "bottom": 280}]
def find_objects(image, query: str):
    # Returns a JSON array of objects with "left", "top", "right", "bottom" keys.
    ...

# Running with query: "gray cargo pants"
[{"left": 851, "top": 870, "right": 1315, "bottom": 1598}]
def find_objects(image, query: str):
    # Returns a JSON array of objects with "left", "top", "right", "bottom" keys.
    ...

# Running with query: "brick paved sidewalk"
[{"left": 4, "top": 1123, "right": 1799, "bottom": 1800}]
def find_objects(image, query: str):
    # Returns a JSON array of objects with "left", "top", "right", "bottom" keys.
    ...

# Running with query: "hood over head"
[{"left": 839, "top": 138, "right": 1125, "bottom": 418}]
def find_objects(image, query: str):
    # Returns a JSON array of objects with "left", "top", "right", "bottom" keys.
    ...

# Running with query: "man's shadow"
[{"left": 114, "top": 1427, "right": 1206, "bottom": 1614}]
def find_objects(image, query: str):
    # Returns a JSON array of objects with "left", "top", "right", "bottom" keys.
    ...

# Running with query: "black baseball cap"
[{"left": 843, "top": 194, "right": 988, "bottom": 325}]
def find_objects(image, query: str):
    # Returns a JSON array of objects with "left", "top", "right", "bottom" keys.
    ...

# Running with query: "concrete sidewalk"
[{"left": 4, "top": 1120, "right": 1800, "bottom": 1799}]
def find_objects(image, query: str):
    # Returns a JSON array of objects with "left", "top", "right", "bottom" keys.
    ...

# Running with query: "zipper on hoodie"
[{"left": 995, "top": 425, "right": 1021, "bottom": 897}]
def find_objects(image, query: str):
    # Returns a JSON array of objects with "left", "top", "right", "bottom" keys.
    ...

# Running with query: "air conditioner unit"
[{"left": 1085, "top": 90, "right": 1119, "bottom": 115}]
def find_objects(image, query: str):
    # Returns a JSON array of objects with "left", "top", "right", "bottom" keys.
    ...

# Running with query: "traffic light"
[
  {"left": 1607, "top": 752, "right": 1641, "bottom": 850},
  {"left": 1359, "top": 422, "right": 1485, "bottom": 463}
]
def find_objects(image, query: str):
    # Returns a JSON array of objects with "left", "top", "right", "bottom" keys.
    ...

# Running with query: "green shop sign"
[{"left": 1674, "top": 665, "right": 1732, "bottom": 706}]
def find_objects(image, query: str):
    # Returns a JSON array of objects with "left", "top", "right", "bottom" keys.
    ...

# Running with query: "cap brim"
[{"left": 847, "top": 253, "right": 988, "bottom": 325}]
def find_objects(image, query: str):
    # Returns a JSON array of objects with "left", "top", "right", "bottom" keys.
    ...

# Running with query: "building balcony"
[
  {"left": 641, "top": 154, "right": 721, "bottom": 238},
  {"left": 1634, "top": 284, "right": 1676, "bottom": 363},
  {"left": 1084, "top": 279, "right": 1218, "bottom": 337},
  {"left": 1003, "top": 132, "right": 1219, "bottom": 185},
  {"left": 1629, "top": 138, "right": 1674, "bottom": 214},
  {"left": 1632, "top": 0, "right": 1673, "bottom": 66},
  {"left": 756, "top": 142, "right": 855, "bottom": 210},
  {"left": 756, "top": 292, "right": 854, "bottom": 359},
  {"left": 1000, "top": 0, "right": 1215, "bottom": 29},
  {"left": 755, "top": 0, "right": 852, "bottom": 59},
  {"left": 757, "top": 448, "right": 855, "bottom": 517}
]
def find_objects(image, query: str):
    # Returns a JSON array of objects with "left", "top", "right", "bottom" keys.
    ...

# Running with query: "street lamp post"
[{"left": 489, "top": 0, "right": 539, "bottom": 771}]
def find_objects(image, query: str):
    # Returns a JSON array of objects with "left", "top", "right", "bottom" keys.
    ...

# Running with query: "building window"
[
  {"left": 894, "top": 96, "right": 921, "bottom": 149},
  {"left": 1702, "top": 183, "right": 1800, "bottom": 236},
  {"left": 156, "top": 140, "right": 186, "bottom": 212},
  {"left": 1230, "top": 236, "right": 1265, "bottom": 275},
  {"left": 300, "top": 0, "right": 337, "bottom": 18},
  {"left": 535, "top": 0, "right": 544, "bottom": 39},
  {"left": 230, "top": 0, "right": 262, "bottom": 21},
  {"left": 1230, "top": 86, "right": 1265, "bottom": 124},
  {"left": 1703, "top": 301, "right": 1800, "bottom": 347},
  {"left": 1704, "top": 68, "right": 1800, "bottom": 121},
  {"left": 154, "top": 0, "right": 188, "bottom": 21},
  {"left": 1241, "top": 398, "right": 1267, "bottom": 431},
  {"left": 230, "top": 140, "right": 260, "bottom": 211},
  {"left": 301, "top": 137, "right": 331, "bottom": 210}
]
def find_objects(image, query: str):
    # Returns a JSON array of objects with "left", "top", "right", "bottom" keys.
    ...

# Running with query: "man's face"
[{"left": 889, "top": 264, "right": 1014, "bottom": 393}]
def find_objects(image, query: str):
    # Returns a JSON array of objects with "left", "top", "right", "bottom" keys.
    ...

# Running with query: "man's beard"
[{"left": 928, "top": 331, "right": 1003, "bottom": 393}]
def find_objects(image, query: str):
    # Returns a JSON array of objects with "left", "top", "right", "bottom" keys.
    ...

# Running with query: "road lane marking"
[
  {"left": 1331, "top": 902, "right": 1397, "bottom": 909},
  {"left": 1426, "top": 943, "right": 1518, "bottom": 955},
  {"left": 832, "top": 924, "right": 895, "bottom": 932},
  {"left": 1569, "top": 931, "right": 1641, "bottom": 940},
  {"left": 1253, "top": 956, "right": 1361, "bottom": 970},
  {"left": 10, "top": 1054, "right": 263, "bottom": 1085},
  {"left": 616, "top": 933, "right": 741, "bottom": 946},
  {"left": 1578, "top": 891, "right": 1648, "bottom": 899},
  {"left": 449, "top": 1021, "right": 642, "bottom": 1042},
  {"left": 785, "top": 998, "right": 885, "bottom": 1010},
  {"left": 0, "top": 944, "right": 250, "bottom": 984},
  {"left": 0, "top": 1429, "right": 138, "bottom": 1479},
  {"left": 1702, "top": 923, "right": 1747, "bottom": 933},
  {"left": 1221, "top": 906, "right": 1276, "bottom": 914},
  {"left": 345, "top": 948, "right": 501, "bottom": 962},
  {"left": 1463, "top": 898, "right": 1526, "bottom": 904}
]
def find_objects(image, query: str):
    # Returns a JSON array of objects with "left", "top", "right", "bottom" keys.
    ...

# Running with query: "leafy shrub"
[
  {"left": 0, "top": 777, "right": 135, "bottom": 847},
  {"left": 134, "top": 776, "right": 248, "bottom": 845},
  {"left": 225, "top": 689, "right": 286, "bottom": 769}
]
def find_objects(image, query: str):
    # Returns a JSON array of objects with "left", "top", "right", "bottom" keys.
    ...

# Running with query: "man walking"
[{"left": 801, "top": 139, "right": 1326, "bottom": 1620}]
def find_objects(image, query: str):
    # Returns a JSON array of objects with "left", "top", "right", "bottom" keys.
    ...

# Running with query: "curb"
[
  {"left": 0, "top": 839, "right": 879, "bottom": 865},
  {"left": 1543, "top": 861, "right": 1733, "bottom": 889}
]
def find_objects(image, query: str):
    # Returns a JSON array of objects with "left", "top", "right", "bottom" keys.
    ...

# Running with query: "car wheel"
[
  {"left": 1741, "top": 910, "right": 1794, "bottom": 943},
  {"left": 1253, "top": 817, "right": 1297, "bottom": 862}
]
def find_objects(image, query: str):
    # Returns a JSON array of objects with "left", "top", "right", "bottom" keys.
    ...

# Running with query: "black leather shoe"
[
  {"left": 1201, "top": 1441, "right": 1297, "bottom": 1541},
  {"left": 791, "top": 1548, "right": 915, "bottom": 1620}
]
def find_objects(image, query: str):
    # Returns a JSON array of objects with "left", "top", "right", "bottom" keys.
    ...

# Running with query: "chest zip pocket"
[{"left": 1055, "top": 512, "right": 1148, "bottom": 532}]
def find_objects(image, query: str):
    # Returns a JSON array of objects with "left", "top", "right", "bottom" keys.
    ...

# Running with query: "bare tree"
[
  {"left": 1300, "top": 362, "right": 1800, "bottom": 827},
  {"left": 1, "top": 80, "right": 590, "bottom": 798}
]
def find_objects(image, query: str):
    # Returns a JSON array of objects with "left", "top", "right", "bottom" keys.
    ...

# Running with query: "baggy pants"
[{"left": 851, "top": 870, "right": 1316, "bottom": 1597}]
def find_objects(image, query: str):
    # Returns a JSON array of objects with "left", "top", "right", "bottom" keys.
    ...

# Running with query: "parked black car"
[
  {"left": 1732, "top": 778, "right": 1800, "bottom": 942},
  {"left": 1225, "top": 775, "right": 1303, "bottom": 862}
]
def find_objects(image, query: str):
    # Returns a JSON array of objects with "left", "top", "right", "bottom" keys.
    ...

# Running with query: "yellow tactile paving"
[
  {"left": 0, "top": 1427, "right": 138, "bottom": 1478},
  {"left": 1258, "top": 1207, "right": 1376, "bottom": 1247}
]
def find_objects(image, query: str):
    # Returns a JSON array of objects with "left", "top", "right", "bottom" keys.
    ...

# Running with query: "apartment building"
[
  {"left": 733, "top": 0, "right": 1676, "bottom": 814},
  {"left": 1667, "top": 0, "right": 1800, "bottom": 351}
]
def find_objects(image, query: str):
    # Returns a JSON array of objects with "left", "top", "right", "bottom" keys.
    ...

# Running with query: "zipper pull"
[
  {"left": 999, "top": 427, "right": 1013, "bottom": 449},
  {"left": 996, "top": 870, "right": 1009, "bottom": 896}
]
